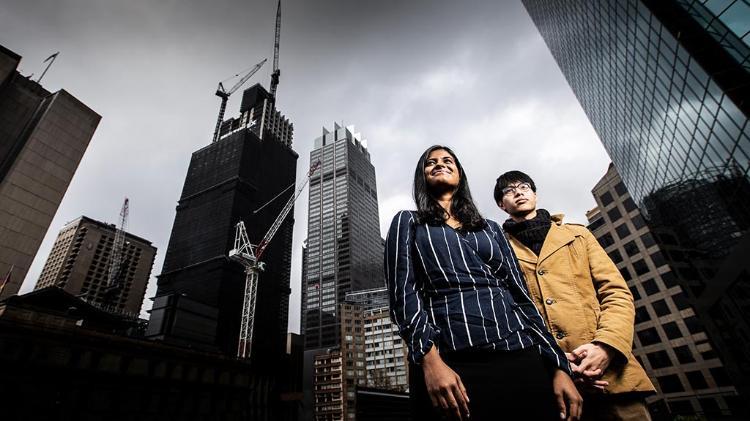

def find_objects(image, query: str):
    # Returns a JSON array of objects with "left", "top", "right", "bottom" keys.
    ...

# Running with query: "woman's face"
[{"left": 424, "top": 148, "right": 460, "bottom": 192}]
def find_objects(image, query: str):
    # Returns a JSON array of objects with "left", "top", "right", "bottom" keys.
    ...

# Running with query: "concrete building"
[
  {"left": 588, "top": 164, "right": 739, "bottom": 418},
  {"left": 523, "top": 1, "right": 750, "bottom": 416},
  {"left": 34, "top": 216, "right": 156, "bottom": 316},
  {"left": 0, "top": 45, "right": 100, "bottom": 299},
  {"left": 147, "top": 83, "right": 297, "bottom": 372}
]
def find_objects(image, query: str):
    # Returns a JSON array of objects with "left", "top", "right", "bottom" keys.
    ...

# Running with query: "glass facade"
[
  {"left": 303, "top": 124, "right": 383, "bottom": 350},
  {"left": 524, "top": 0, "right": 750, "bottom": 416}
]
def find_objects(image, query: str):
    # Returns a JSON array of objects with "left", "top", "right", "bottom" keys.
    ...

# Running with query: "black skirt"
[{"left": 409, "top": 347, "right": 560, "bottom": 420}]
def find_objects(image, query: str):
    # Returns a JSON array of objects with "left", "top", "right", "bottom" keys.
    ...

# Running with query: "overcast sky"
[{"left": 2, "top": 0, "right": 610, "bottom": 333}]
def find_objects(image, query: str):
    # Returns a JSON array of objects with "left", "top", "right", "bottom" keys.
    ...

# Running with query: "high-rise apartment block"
[
  {"left": 303, "top": 124, "right": 382, "bottom": 350},
  {"left": 147, "top": 84, "right": 297, "bottom": 369},
  {"left": 523, "top": 1, "right": 750, "bottom": 414},
  {"left": 588, "top": 164, "right": 739, "bottom": 417},
  {"left": 311, "top": 288, "right": 409, "bottom": 421},
  {"left": 347, "top": 287, "right": 408, "bottom": 392},
  {"left": 34, "top": 216, "right": 156, "bottom": 316},
  {"left": 0, "top": 45, "right": 100, "bottom": 299}
]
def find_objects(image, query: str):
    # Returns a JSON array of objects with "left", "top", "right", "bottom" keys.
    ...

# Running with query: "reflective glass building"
[
  {"left": 524, "top": 0, "right": 750, "bottom": 417},
  {"left": 302, "top": 123, "right": 382, "bottom": 350}
]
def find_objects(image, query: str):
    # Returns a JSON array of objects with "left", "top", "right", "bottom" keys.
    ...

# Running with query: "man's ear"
[{"left": 497, "top": 201, "right": 506, "bottom": 212}]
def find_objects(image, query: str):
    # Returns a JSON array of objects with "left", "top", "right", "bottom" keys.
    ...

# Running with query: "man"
[{"left": 494, "top": 170, "right": 655, "bottom": 420}]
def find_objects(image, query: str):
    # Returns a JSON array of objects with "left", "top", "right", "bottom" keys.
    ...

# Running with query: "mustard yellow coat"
[{"left": 508, "top": 215, "right": 655, "bottom": 395}]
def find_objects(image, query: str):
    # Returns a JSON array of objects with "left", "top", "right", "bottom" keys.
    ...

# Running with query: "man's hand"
[
  {"left": 567, "top": 352, "right": 609, "bottom": 391},
  {"left": 570, "top": 342, "right": 615, "bottom": 380},
  {"left": 553, "top": 369, "right": 583, "bottom": 420},
  {"left": 422, "top": 347, "right": 470, "bottom": 420}
]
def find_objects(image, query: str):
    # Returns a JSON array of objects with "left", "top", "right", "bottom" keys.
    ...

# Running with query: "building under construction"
[{"left": 147, "top": 1, "right": 297, "bottom": 374}]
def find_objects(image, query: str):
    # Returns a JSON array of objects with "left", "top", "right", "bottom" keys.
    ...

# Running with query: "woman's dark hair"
[
  {"left": 413, "top": 145, "right": 485, "bottom": 231},
  {"left": 493, "top": 170, "right": 537, "bottom": 204}
]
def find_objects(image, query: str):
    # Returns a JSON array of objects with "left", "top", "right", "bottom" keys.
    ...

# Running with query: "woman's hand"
[
  {"left": 553, "top": 369, "right": 583, "bottom": 420},
  {"left": 421, "top": 346, "right": 470, "bottom": 420}
]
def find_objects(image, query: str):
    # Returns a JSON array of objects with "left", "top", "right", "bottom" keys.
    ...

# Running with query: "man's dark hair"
[
  {"left": 493, "top": 170, "right": 537, "bottom": 204},
  {"left": 413, "top": 145, "right": 485, "bottom": 231}
]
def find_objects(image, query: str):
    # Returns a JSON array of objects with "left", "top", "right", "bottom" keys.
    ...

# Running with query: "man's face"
[{"left": 498, "top": 181, "right": 537, "bottom": 216}]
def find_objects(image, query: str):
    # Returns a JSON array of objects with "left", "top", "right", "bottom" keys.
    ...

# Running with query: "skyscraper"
[
  {"left": 0, "top": 45, "right": 100, "bottom": 299},
  {"left": 34, "top": 215, "right": 156, "bottom": 316},
  {"left": 302, "top": 124, "right": 382, "bottom": 350},
  {"left": 523, "top": 0, "right": 750, "bottom": 413},
  {"left": 146, "top": 84, "right": 297, "bottom": 369},
  {"left": 588, "top": 164, "right": 738, "bottom": 417}
]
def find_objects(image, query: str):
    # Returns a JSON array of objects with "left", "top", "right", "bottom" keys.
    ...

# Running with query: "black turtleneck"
[{"left": 502, "top": 209, "right": 552, "bottom": 256}]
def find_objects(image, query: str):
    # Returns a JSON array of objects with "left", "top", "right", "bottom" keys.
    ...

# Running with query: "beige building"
[
  {"left": 588, "top": 164, "right": 738, "bottom": 416},
  {"left": 363, "top": 306, "right": 408, "bottom": 392},
  {"left": 0, "top": 45, "right": 100, "bottom": 299},
  {"left": 34, "top": 216, "right": 156, "bottom": 316}
]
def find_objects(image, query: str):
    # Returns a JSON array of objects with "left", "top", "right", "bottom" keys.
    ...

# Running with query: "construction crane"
[
  {"left": 229, "top": 160, "right": 321, "bottom": 359},
  {"left": 269, "top": 0, "right": 282, "bottom": 99},
  {"left": 106, "top": 198, "right": 129, "bottom": 295},
  {"left": 212, "top": 58, "right": 267, "bottom": 143}
]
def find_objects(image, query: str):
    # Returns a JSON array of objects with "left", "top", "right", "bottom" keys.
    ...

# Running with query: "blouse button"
[{"left": 545, "top": 298, "right": 555, "bottom": 305}]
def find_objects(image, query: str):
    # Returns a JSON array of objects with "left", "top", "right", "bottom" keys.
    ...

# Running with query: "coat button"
[
  {"left": 556, "top": 332, "right": 565, "bottom": 339},
  {"left": 545, "top": 298, "right": 555, "bottom": 305},
  {"left": 538, "top": 269, "right": 546, "bottom": 275}
]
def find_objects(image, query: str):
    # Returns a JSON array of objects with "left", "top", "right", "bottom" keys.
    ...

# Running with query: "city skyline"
[{"left": 2, "top": 0, "right": 611, "bottom": 333}]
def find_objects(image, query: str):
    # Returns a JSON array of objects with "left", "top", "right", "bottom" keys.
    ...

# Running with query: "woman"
[{"left": 385, "top": 145, "right": 582, "bottom": 420}]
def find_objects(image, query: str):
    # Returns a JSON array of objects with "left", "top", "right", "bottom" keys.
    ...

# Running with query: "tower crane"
[
  {"left": 212, "top": 58, "right": 267, "bottom": 143},
  {"left": 229, "top": 160, "right": 321, "bottom": 359},
  {"left": 269, "top": 0, "right": 282, "bottom": 100},
  {"left": 105, "top": 198, "right": 129, "bottom": 296}
]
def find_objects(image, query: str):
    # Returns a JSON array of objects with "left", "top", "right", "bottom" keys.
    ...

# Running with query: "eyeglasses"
[{"left": 501, "top": 182, "right": 532, "bottom": 197}]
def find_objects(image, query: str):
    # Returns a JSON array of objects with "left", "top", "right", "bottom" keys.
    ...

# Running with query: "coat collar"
[{"left": 508, "top": 213, "right": 577, "bottom": 266}]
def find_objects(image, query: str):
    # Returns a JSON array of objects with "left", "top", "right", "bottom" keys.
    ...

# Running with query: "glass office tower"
[{"left": 524, "top": 0, "right": 750, "bottom": 417}]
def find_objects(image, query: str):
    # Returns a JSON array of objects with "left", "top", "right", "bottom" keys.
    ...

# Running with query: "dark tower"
[{"left": 147, "top": 84, "right": 297, "bottom": 370}]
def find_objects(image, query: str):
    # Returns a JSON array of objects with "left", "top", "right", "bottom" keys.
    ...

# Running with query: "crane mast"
[
  {"left": 106, "top": 198, "right": 129, "bottom": 294},
  {"left": 269, "top": 0, "right": 281, "bottom": 99},
  {"left": 229, "top": 160, "right": 321, "bottom": 359},
  {"left": 212, "top": 58, "right": 267, "bottom": 143}
]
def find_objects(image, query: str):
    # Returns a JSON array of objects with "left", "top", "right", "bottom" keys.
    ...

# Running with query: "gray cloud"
[{"left": 2, "top": 0, "right": 610, "bottom": 334}]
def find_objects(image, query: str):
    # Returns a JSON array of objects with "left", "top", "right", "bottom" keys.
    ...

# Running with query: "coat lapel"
[
  {"left": 537, "top": 222, "right": 576, "bottom": 265},
  {"left": 508, "top": 235, "right": 538, "bottom": 264}
]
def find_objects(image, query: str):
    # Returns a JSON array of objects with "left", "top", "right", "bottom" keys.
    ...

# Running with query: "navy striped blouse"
[{"left": 384, "top": 210, "right": 570, "bottom": 374}]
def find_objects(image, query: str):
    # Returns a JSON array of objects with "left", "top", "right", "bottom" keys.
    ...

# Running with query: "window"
[
  {"left": 615, "top": 223, "right": 631, "bottom": 239},
  {"left": 642, "top": 279, "right": 659, "bottom": 295},
  {"left": 630, "top": 286, "right": 641, "bottom": 300},
  {"left": 624, "top": 240, "right": 640, "bottom": 257},
  {"left": 652, "top": 299, "right": 671, "bottom": 317},
  {"left": 614, "top": 182, "right": 627, "bottom": 196},
  {"left": 588, "top": 218, "right": 605, "bottom": 231},
  {"left": 600, "top": 191, "right": 614, "bottom": 206},
  {"left": 620, "top": 267, "right": 632, "bottom": 281},
  {"left": 684, "top": 316, "right": 703, "bottom": 334},
  {"left": 663, "top": 322, "right": 682, "bottom": 339},
  {"left": 635, "top": 306, "right": 651, "bottom": 324},
  {"left": 609, "top": 249, "right": 623, "bottom": 264},
  {"left": 633, "top": 259, "right": 650, "bottom": 276},
  {"left": 647, "top": 350, "right": 672, "bottom": 368},
  {"left": 607, "top": 207, "right": 622, "bottom": 223},
  {"left": 686, "top": 371, "right": 708, "bottom": 389},
  {"left": 657, "top": 374, "right": 685, "bottom": 393},
  {"left": 637, "top": 327, "right": 661, "bottom": 346},
  {"left": 597, "top": 233, "right": 615, "bottom": 248},
  {"left": 650, "top": 251, "right": 666, "bottom": 268},
  {"left": 641, "top": 232, "right": 656, "bottom": 248},
  {"left": 623, "top": 197, "right": 638, "bottom": 212},
  {"left": 671, "top": 292, "right": 690, "bottom": 310},
  {"left": 661, "top": 271, "right": 678, "bottom": 288},
  {"left": 673, "top": 345, "right": 694, "bottom": 363}
]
